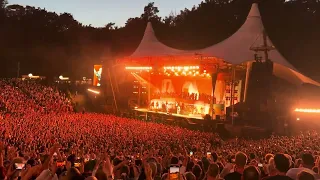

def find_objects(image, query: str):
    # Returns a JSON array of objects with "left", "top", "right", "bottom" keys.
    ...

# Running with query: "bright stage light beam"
[
  {"left": 59, "top": 75, "right": 69, "bottom": 80},
  {"left": 125, "top": 67, "right": 152, "bottom": 70},
  {"left": 88, "top": 89, "right": 100, "bottom": 94},
  {"left": 294, "top": 108, "right": 320, "bottom": 113}
]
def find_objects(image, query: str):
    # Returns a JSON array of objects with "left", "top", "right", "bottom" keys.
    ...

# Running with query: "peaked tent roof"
[
  {"left": 130, "top": 22, "right": 194, "bottom": 58},
  {"left": 197, "top": 3, "right": 320, "bottom": 86},
  {"left": 127, "top": 4, "right": 319, "bottom": 86},
  {"left": 198, "top": 3, "right": 294, "bottom": 69}
]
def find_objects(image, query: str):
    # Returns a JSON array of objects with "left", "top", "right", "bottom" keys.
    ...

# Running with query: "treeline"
[{"left": 0, "top": 0, "right": 319, "bottom": 79}]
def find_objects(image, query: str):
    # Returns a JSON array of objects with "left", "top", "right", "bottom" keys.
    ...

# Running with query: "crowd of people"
[
  {"left": 0, "top": 79, "right": 73, "bottom": 116},
  {"left": 0, "top": 79, "right": 319, "bottom": 180},
  {"left": 14, "top": 80, "right": 73, "bottom": 113}
]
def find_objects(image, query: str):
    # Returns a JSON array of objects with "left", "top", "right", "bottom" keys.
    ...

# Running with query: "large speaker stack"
[
  {"left": 246, "top": 61, "right": 273, "bottom": 109},
  {"left": 245, "top": 61, "right": 274, "bottom": 129}
]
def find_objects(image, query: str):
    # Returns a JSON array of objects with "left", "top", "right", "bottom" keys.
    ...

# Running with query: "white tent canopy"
[
  {"left": 196, "top": 3, "right": 319, "bottom": 86},
  {"left": 130, "top": 22, "right": 194, "bottom": 58},
  {"left": 198, "top": 4, "right": 295, "bottom": 69},
  {"left": 128, "top": 3, "right": 320, "bottom": 86},
  {"left": 273, "top": 63, "right": 320, "bottom": 86}
]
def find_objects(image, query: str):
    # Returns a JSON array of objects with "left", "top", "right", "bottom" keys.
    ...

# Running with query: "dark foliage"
[{"left": 0, "top": 0, "right": 319, "bottom": 80}]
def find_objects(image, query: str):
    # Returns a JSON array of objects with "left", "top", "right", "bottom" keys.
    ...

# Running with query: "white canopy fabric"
[
  {"left": 196, "top": 3, "right": 319, "bottom": 86},
  {"left": 198, "top": 4, "right": 295, "bottom": 69},
  {"left": 273, "top": 63, "right": 320, "bottom": 86},
  {"left": 128, "top": 3, "right": 320, "bottom": 86},
  {"left": 130, "top": 22, "right": 194, "bottom": 58}
]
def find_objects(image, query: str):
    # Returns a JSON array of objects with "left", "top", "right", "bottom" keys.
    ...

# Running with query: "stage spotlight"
[
  {"left": 296, "top": 117, "right": 300, "bottom": 121},
  {"left": 294, "top": 108, "right": 320, "bottom": 113},
  {"left": 88, "top": 89, "right": 100, "bottom": 94}
]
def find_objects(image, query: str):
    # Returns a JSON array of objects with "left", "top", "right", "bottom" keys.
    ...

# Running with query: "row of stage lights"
[
  {"left": 125, "top": 67, "right": 152, "bottom": 70},
  {"left": 163, "top": 66, "right": 200, "bottom": 70},
  {"left": 164, "top": 66, "right": 210, "bottom": 77},
  {"left": 125, "top": 66, "right": 199, "bottom": 71},
  {"left": 164, "top": 70, "right": 211, "bottom": 77},
  {"left": 126, "top": 66, "right": 211, "bottom": 77}
]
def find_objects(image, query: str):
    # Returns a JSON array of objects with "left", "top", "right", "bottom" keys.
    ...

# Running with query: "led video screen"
[{"left": 93, "top": 65, "right": 102, "bottom": 86}]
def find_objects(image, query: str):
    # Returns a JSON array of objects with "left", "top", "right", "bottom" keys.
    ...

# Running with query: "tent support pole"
[
  {"left": 231, "top": 65, "right": 236, "bottom": 126},
  {"left": 148, "top": 57, "right": 151, "bottom": 109},
  {"left": 108, "top": 68, "right": 118, "bottom": 112},
  {"left": 243, "top": 62, "right": 252, "bottom": 102},
  {"left": 263, "top": 30, "right": 269, "bottom": 62},
  {"left": 148, "top": 73, "right": 151, "bottom": 107},
  {"left": 211, "top": 65, "right": 219, "bottom": 119},
  {"left": 113, "top": 68, "right": 120, "bottom": 93}
]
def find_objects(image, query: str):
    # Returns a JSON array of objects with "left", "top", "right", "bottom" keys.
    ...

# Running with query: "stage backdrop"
[
  {"left": 149, "top": 75, "right": 212, "bottom": 95},
  {"left": 138, "top": 73, "right": 231, "bottom": 105}
]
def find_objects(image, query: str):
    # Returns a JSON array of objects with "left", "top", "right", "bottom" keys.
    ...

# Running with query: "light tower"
[{"left": 250, "top": 30, "right": 276, "bottom": 62}]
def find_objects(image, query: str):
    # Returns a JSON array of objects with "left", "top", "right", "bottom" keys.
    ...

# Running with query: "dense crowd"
[
  {"left": 0, "top": 80, "right": 72, "bottom": 116},
  {"left": 0, "top": 79, "right": 319, "bottom": 180},
  {"left": 14, "top": 80, "right": 73, "bottom": 113}
]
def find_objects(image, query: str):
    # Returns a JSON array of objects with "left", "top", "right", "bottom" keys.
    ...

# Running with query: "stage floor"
[{"left": 134, "top": 108, "right": 204, "bottom": 120}]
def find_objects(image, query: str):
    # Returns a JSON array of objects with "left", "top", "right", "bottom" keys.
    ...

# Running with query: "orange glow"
[
  {"left": 294, "top": 108, "right": 320, "bottom": 113},
  {"left": 125, "top": 67, "right": 152, "bottom": 70}
]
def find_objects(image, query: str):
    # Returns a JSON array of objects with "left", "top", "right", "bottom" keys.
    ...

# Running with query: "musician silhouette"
[{"left": 162, "top": 79, "right": 174, "bottom": 93}]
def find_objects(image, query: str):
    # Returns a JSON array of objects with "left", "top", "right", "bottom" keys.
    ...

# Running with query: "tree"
[
  {"left": 105, "top": 22, "right": 115, "bottom": 30},
  {"left": 141, "top": 2, "right": 160, "bottom": 21},
  {"left": 164, "top": 12, "right": 176, "bottom": 26},
  {"left": 0, "top": 0, "right": 7, "bottom": 9},
  {"left": 55, "top": 13, "right": 79, "bottom": 32},
  {"left": 0, "top": 0, "right": 7, "bottom": 20},
  {"left": 6, "top": 4, "right": 25, "bottom": 17},
  {"left": 0, "top": 0, "right": 320, "bottom": 79}
]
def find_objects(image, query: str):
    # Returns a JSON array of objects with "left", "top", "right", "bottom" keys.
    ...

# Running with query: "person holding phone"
[{"left": 169, "top": 165, "right": 180, "bottom": 180}]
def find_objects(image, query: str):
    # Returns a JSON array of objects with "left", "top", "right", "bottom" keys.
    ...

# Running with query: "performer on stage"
[
  {"left": 162, "top": 103, "right": 166, "bottom": 112},
  {"left": 177, "top": 106, "right": 181, "bottom": 114}
]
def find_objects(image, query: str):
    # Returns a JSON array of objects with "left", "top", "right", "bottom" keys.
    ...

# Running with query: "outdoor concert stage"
[
  {"left": 113, "top": 3, "right": 320, "bottom": 134},
  {"left": 134, "top": 108, "right": 204, "bottom": 120}
]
